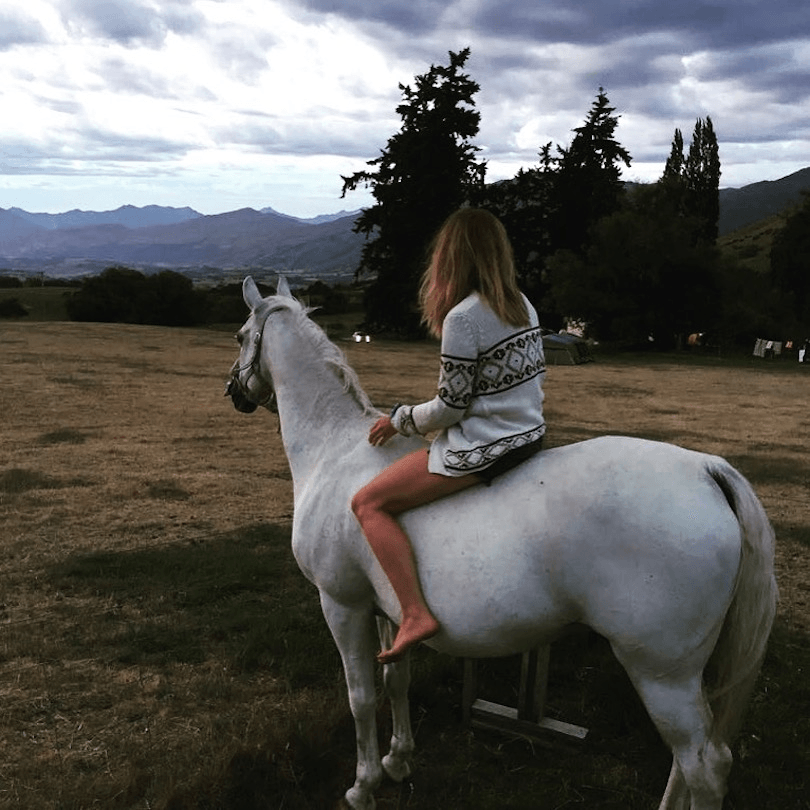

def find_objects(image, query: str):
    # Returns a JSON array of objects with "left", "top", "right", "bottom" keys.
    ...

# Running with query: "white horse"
[{"left": 226, "top": 276, "right": 777, "bottom": 810}]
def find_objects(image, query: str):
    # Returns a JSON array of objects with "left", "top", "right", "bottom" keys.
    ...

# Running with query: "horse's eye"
[{"left": 235, "top": 333, "right": 243, "bottom": 345}]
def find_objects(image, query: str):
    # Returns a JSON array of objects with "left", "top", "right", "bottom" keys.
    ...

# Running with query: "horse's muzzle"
[{"left": 225, "top": 377, "right": 259, "bottom": 413}]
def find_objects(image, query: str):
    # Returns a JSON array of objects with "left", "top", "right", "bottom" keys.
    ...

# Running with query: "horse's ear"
[
  {"left": 276, "top": 275, "right": 292, "bottom": 298},
  {"left": 243, "top": 276, "right": 263, "bottom": 310}
]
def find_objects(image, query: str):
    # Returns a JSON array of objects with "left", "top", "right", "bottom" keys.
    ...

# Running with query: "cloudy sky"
[{"left": 1, "top": 0, "right": 809, "bottom": 218}]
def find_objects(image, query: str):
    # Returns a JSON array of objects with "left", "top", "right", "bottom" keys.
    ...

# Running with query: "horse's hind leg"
[
  {"left": 377, "top": 617, "right": 414, "bottom": 782},
  {"left": 632, "top": 674, "right": 732, "bottom": 810},
  {"left": 320, "top": 592, "right": 383, "bottom": 810}
]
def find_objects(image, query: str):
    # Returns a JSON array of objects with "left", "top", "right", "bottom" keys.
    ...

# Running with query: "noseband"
[{"left": 225, "top": 305, "right": 285, "bottom": 413}]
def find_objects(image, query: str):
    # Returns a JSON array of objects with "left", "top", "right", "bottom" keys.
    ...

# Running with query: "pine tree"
[
  {"left": 550, "top": 88, "right": 632, "bottom": 253},
  {"left": 477, "top": 90, "right": 631, "bottom": 323},
  {"left": 341, "top": 49, "right": 486, "bottom": 334}
]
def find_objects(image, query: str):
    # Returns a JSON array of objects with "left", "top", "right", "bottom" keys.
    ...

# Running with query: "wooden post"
[
  {"left": 518, "top": 646, "right": 549, "bottom": 721},
  {"left": 462, "top": 658, "right": 476, "bottom": 726}
]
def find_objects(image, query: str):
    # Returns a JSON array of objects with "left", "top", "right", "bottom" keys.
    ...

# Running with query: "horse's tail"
[{"left": 705, "top": 459, "right": 778, "bottom": 743}]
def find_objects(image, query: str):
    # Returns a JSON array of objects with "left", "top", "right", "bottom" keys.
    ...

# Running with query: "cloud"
[
  {"left": 76, "top": 125, "right": 190, "bottom": 159},
  {"left": 0, "top": 126, "right": 190, "bottom": 176},
  {"left": 0, "top": 140, "right": 55, "bottom": 174},
  {"left": 0, "top": 8, "right": 49, "bottom": 50},
  {"left": 308, "top": 0, "right": 810, "bottom": 51},
  {"left": 685, "top": 44, "right": 810, "bottom": 105},
  {"left": 34, "top": 95, "right": 85, "bottom": 115},
  {"left": 99, "top": 56, "right": 180, "bottom": 98},
  {"left": 58, "top": 0, "right": 204, "bottom": 47},
  {"left": 213, "top": 101, "right": 398, "bottom": 160},
  {"left": 160, "top": 0, "right": 206, "bottom": 36},
  {"left": 285, "top": 0, "right": 448, "bottom": 36},
  {"left": 60, "top": 0, "right": 164, "bottom": 46},
  {"left": 206, "top": 27, "right": 275, "bottom": 80}
]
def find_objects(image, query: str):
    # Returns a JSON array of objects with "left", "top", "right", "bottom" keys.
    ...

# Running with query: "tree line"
[
  {"left": 342, "top": 48, "right": 808, "bottom": 348},
  {"left": 34, "top": 269, "right": 354, "bottom": 326},
  {"left": 64, "top": 267, "right": 208, "bottom": 326}
]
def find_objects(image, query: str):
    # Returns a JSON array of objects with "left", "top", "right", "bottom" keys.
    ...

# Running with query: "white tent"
[{"left": 542, "top": 332, "right": 593, "bottom": 365}]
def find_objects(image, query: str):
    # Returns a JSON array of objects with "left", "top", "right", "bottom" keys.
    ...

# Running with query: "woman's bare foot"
[{"left": 377, "top": 613, "right": 439, "bottom": 664}]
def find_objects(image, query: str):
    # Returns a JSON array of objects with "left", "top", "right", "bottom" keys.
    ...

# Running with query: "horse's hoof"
[
  {"left": 344, "top": 786, "right": 375, "bottom": 810},
  {"left": 382, "top": 753, "right": 412, "bottom": 783}
]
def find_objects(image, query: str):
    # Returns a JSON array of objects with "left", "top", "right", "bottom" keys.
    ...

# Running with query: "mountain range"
[
  {"left": 0, "top": 167, "right": 808, "bottom": 281},
  {"left": 0, "top": 205, "right": 366, "bottom": 282}
]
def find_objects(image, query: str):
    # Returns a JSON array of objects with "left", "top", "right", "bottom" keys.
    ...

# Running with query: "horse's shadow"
[
  {"left": 44, "top": 521, "right": 667, "bottom": 805},
  {"left": 44, "top": 522, "right": 804, "bottom": 809},
  {"left": 47, "top": 521, "right": 337, "bottom": 681}
]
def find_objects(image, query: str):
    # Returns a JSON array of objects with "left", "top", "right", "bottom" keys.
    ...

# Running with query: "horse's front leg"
[
  {"left": 377, "top": 616, "right": 414, "bottom": 782},
  {"left": 319, "top": 591, "right": 383, "bottom": 810}
]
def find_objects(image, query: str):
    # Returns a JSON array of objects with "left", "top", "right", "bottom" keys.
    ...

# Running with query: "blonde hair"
[{"left": 419, "top": 208, "right": 529, "bottom": 337}]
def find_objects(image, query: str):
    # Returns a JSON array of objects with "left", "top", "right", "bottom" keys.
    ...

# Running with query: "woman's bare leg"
[{"left": 351, "top": 450, "right": 478, "bottom": 663}]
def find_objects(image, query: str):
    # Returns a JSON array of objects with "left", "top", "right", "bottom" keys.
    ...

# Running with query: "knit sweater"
[{"left": 391, "top": 292, "right": 546, "bottom": 476}]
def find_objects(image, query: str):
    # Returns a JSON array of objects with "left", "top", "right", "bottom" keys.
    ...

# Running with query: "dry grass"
[{"left": 0, "top": 320, "right": 807, "bottom": 809}]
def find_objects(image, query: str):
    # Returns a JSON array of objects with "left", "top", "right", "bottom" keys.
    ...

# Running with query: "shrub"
[
  {"left": 66, "top": 266, "right": 207, "bottom": 326},
  {"left": 0, "top": 296, "right": 28, "bottom": 317}
]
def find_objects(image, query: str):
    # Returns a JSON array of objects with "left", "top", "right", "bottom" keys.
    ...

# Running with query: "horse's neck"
[{"left": 267, "top": 342, "right": 372, "bottom": 485}]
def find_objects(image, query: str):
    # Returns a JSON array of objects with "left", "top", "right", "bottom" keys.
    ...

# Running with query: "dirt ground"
[
  {"left": 1, "top": 319, "right": 806, "bottom": 632},
  {"left": 0, "top": 319, "right": 807, "bottom": 807}
]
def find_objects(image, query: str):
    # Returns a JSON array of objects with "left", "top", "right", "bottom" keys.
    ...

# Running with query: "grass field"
[
  {"left": 0, "top": 286, "right": 75, "bottom": 321},
  {"left": 0, "top": 317, "right": 808, "bottom": 809}
]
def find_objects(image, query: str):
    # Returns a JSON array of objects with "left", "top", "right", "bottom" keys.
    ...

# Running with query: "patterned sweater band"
[{"left": 390, "top": 403, "right": 419, "bottom": 436}]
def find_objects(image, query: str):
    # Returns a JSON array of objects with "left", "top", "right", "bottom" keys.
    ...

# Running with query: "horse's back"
[
  {"left": 402, "top": 436, "right": 743, "bottom": 658},
  {"left": 410, "top": 435, "right": 736, "bottom": 546}
]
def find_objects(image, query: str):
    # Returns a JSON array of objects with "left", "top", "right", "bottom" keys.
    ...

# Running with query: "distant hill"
[
  {"left": 718, "top": 213, "right": 787, "bottom": 277},
  {"left": 719, "top": 167, "right": 810, "bottom": 234},
  {"left": 1, "top": 169, "right": 808, "bottom": 282}
]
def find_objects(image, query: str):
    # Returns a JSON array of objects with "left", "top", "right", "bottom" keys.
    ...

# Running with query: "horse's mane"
[{"left": 265, "top": 296, "right": 379, "bottom": 418}]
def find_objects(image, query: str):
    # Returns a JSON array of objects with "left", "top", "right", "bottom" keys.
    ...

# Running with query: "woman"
[{"left": 351, "top": 208, "right": 546, "bottom": 663}]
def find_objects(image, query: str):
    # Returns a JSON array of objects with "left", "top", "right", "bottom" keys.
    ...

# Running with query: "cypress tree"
[{"left": 662, "top": 117, "right": 721, "bottom": 244}]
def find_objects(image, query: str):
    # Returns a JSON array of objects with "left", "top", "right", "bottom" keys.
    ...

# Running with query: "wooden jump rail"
[{"left": 462, "top": 646, "right": 589, "bottom": 745}]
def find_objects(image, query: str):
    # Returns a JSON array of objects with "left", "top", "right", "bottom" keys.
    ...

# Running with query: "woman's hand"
[{"left": 368, "top": 416, "right": 397, "bottom": 446}]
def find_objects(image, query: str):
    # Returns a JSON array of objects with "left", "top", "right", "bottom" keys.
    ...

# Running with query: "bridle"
[{"left": 225, "top": 304, "right": 285, "bottom": 413}]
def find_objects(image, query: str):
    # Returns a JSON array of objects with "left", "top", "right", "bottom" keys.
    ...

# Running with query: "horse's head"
[{"left": 225, "top": 276, "right": 294, "bottom": 414}]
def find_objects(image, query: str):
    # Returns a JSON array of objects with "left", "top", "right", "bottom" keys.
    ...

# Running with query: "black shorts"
[{"left": 473, "top": 435, "right": 545, "bottom": 485}]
